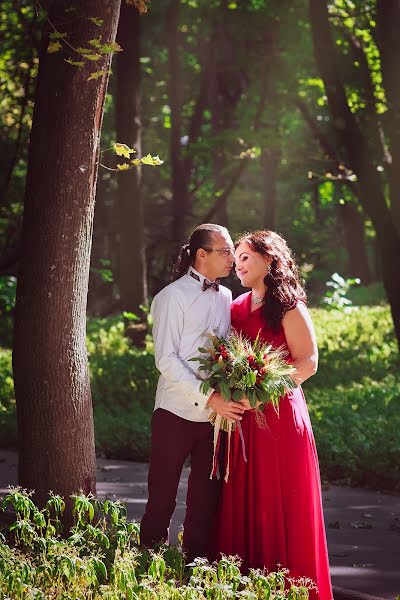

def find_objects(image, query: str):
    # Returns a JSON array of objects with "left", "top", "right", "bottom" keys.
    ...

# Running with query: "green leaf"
[
  {"left": 212, "top": 362, "right": 224, "bottom": 372},
  {"left": 88, "top": 37, "right": 102, "bottom": 48},
  {"left": 117, "top": 163, "right": 130, "bottom": 170},
  {"left": 88, "top": 69, "right": 111, "bottom": 81},
  {"left": 99, "top": 41, "right": 122, "bottom": 54},
  {"left": 93, "top": 558, "right": 107, "bottom": 579},
  {"left": 220, "top": 381, "right": 231, "bottom": 401},
  {"left": 201, "top": 380, "right": 210, "bottom": 395},
  {"left": 47, "top": 41, "right": 62, "bottom": 53},
  {"left": 77, "top": 47, "right": 94, "bottom": 55},
  {"left": 140, "top": 153, "right": 164, "bottom": 166},
  {"left": 50, "top": 31, "right": 68, "bottom": 40},
  {"left": 64, "top": 58, "right": 84, "bottom": 67},
  {"left": 232, "top": 389, "right": 245, "bottom": 401},
  {"left": 113, "top": 142, "right": 136, "bottom": 158},
  {"left": 248, "top": 388, "right": 257, "bottom": 407},
  {"left": 89, "top": 17, "right": 104, "bottom": 26},
  {"left": 255, "top": 387, "right": 269, "bottom": 403},
  {"left": 85, "top": 53, "right": 102, "bottom": 61}
]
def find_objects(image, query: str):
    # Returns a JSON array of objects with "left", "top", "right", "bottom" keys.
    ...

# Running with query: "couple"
[{"left": 140, "top": 223, "right": 333, "bottom": 600}]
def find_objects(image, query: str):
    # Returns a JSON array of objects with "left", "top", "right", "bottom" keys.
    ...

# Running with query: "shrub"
[
  {"left": 1, "top": 308, "right": 399, "bottom": 490},
  {"left": 0, "top": 488, "right": 312, "bottom": 599},
  {"left": 0, "top": 348, "right": 16, "bottom": 446}
]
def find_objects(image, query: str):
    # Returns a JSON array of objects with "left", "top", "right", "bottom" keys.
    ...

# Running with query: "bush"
[
  {"left": 0, "top": 275, "right": 16, "bottom": 348},
  {"left": 0, "top": 348, "right": 16, "bottom": 446},
  {"left": 87, "top": 316, "right": 157, "bottom": 461},
  {"left": 0, "top": 489, "right": 312, "bottom": 599},
  {"left": 1, "top": 308, "right": 399, "bottom": 490},
  {"left": 304, "top": 306, "right": 400, "bottom": 490}
]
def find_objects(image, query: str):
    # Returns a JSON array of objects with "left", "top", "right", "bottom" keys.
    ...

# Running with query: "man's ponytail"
[{"left": 170, "top": 224, "right": 228, "bottom": 282}]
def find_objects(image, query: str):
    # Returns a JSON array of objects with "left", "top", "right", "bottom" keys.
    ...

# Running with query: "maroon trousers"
[{"left": 140, "top": 408, "right": 222, "bottom": 562}]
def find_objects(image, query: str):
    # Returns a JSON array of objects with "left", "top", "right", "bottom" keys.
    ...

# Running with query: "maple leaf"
[
  {"left": 87, "top": 69, "right": 111, "bottom": 81},
  {"left": 113, "top": 143, "right": 136, "bottom": 159},
  {"left": 47, "top": 40, "right": 62, "bottom": 53}
]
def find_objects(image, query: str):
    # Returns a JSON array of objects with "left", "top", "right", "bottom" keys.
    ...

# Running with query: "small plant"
[
  {"left": 0, "top": 489, "right": 312, "bottom": 599},
  {"left": 321, "top": 272, "right": 360, "bottom": 312}
]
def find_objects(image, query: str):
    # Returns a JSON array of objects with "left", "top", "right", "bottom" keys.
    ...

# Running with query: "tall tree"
[
  {"left": 115, "top": 2, "right": 147, "bottom": 315},
  {"left": 166, "top": 0, "right": 186, "bottom": 246},
  {"left": 12, "top": 0, "right": 121, "bottom": 507},
  {"left": 309, "top": 0, "right": 400, "bottom": 348}
]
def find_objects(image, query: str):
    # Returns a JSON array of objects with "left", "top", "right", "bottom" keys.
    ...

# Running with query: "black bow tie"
[{"left": 203, "top": 279, "right": 219, "bottom": 292}]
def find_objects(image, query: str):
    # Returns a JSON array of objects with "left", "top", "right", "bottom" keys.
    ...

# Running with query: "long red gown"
[{"left": 212, "top": 292, "right": 333, "bottom": 600}]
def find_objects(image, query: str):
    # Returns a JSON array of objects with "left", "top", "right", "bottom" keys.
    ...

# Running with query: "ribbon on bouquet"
[{"left": 210, "top": 414, "right": 247, "bottom": 483}]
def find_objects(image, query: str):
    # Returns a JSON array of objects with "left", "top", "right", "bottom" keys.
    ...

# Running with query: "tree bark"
[
  {"left": 337, "top": 201, "right": 371, "bottom": 284},
  {"left": 262, "top": 147, "right": 280, "bottom": 230},
  {"left": 376, "top": 0, "right": 400, "bottom": 231},
  {"left": 309, "top": 0, "right": 400, "bottom": 349},
  {"left": 115, "top": 2, "right": 147, "bottom": 315},
  {"left": 12, "top": 0, "right": 121, "bottom": 507},
  {"left": 166, "top": 0, "right": 187, "bottom": 246},
  {"left": 210, "top": 29, "right": 228, "bottom": 226}
]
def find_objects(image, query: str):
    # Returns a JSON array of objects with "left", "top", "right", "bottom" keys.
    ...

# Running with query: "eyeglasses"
[{"left": 206, "top": 247, "right": 235, "bottom": 257}]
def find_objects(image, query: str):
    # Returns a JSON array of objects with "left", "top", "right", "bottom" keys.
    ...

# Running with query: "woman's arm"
[{"left": 282, "top": 302, "right": 318, "bottom": 386}]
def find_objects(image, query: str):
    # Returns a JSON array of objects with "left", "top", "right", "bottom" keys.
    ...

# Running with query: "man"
[{"left": 140, "top": 223, "right": 245, "bottom": 562}]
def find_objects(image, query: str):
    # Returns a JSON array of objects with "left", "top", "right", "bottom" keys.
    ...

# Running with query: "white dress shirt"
[{"left": 151, "top": 267, "right": 232, "bottom": 422}]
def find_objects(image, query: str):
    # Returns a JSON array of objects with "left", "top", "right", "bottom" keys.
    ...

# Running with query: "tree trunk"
[
  {"left": 210, "top": 33, "right": 228, "bottom": 226},
  {"left": 337, "top": 201, "right": 371, "bottom": 284},
  {"left": 262, "top": 147, "right": 280, "bottom": 230},
  {"left": 166, "top": 0, "right": 187, "bottom": 247},
  {"left": 12, "top": 0, "right": 121, "bottom": 507},
  {"left": 309, "top": 0, "right": 400, "bottom": 349},
  {"left": 376, "top": 0, "right": 400, "bottom": 232},
  {"left": 115, "top": 3, "right": 147, "bottom": 315}
]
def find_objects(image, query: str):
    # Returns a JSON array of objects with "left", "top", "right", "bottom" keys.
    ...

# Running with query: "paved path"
[{"left": 0, "top": 451, "right": 399, "bottom": 599}]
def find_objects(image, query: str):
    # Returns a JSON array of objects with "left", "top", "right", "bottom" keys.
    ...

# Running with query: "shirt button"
[{"left": 195, "top": 402, "right": 198, "bottom": 407}]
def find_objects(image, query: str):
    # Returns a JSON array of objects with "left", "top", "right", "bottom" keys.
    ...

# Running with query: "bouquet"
[{"left": 190, "top": 330, "right": 297, "bottom": 481}]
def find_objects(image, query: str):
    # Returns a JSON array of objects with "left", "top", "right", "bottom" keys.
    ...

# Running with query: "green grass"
[{"left": 1, "top": 307, "right": 399, "bottom": 490}]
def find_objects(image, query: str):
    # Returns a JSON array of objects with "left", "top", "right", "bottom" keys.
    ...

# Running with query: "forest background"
[{"left": 0, "top": 0, "right": 399, "bottom": 501}]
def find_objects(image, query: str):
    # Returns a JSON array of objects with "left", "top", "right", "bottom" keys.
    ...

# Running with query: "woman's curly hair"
[{"left": 235, "top": 230, "right": 306, "bottom": 331}]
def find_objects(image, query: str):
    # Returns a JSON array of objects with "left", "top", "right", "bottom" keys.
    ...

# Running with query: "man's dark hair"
[{"left": 171, "top": 224, "right": 228, "bottom": 282}]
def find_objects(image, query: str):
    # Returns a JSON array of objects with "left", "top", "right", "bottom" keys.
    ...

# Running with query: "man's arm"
[{"left": 152, "top": 288, "right": 213, "bottom": 411}]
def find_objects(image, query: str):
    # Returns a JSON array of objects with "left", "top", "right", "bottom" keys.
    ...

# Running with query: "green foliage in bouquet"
[{"left": 191, "top": 331, "right": 297, "bottom": 410}]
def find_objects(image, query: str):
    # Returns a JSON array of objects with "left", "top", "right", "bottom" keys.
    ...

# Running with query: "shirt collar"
[{"left": 187, "top": 266, "right": 218, "bottom": 289}]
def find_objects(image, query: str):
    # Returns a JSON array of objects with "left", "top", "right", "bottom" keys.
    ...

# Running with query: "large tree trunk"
[
  {"left": 262, "top": 147, "right": 280, "bottom": 230},
  {"left": 166, "top": 0, "right": 187, "bottom": 247},
  {"left": 337, "top": 201, "right": 371, "bottom": 284},
  {"left": 12, "top": 0, "right": 121, "bottom": 507},
  {"left": 309, "top": 0, "right": 400, "bottom": 349},
  {"left": 115, "top": 3, "right": 147, "bottom": 314},
  {"left": 376, "top": 0, "right": 400, "bottom": 232}
]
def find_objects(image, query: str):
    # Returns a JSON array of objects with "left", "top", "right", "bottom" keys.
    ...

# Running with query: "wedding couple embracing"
[{"left": 140, "top": 223, "right": 333, "bottom": 600}]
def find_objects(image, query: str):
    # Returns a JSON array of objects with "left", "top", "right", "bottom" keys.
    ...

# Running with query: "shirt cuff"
[{"left": 193, "top": 386, "right": 214, "bottom": 411}]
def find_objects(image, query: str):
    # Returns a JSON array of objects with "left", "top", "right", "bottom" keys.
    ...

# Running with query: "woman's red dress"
[{"left": 212, "top": 292, "right": 333, "bottom": 600}]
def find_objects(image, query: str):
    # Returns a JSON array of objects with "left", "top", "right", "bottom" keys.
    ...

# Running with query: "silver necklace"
[{"left": 251, "top": 293, "right": 264, "bottom": 304}]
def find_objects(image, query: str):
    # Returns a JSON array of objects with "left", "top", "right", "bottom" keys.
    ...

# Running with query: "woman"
[{"left": 212, "top": 230, "right": 333, "bottom": 600}]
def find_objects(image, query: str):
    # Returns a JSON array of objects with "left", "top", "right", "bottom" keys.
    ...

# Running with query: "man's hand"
[{"left": 207, "top": 392, "right": 245, "bottom": 422}]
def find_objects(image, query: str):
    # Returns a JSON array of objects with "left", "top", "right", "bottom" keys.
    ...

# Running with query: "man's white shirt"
[{"left": 151, "top": 267, "right": 232, "bottom": 422}]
